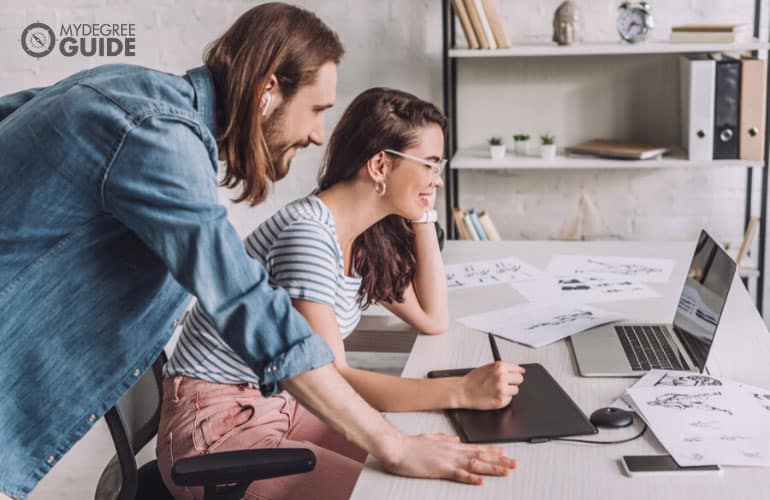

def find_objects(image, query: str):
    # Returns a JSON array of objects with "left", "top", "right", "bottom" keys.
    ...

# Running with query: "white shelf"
[
  {"left": 451, "top": 150, "right": 765, "bottom": 171},
  {"left": 449, "top": 39, "right": 770, "bottom": 58}
]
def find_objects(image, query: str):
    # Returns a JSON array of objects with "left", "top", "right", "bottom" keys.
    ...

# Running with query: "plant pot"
[
  {"left": 489, "top": 144, "right": 506, "bottom": 160},
  {"left": 514, "top": 140, "right": 530, "bottom": 156},
  {"left": 541, "top": 144, "right": 557, "bottom": 160}
]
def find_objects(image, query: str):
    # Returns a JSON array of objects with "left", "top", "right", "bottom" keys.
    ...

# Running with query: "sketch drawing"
[
  {"left": 655, "top": 373, "right": 723, "bottom": 387},
  {"left": 647, "top": 392, "right": 733, "bottom": 415},
  {"left": 524, "top": 310, "right": 594, "bottom": 331},
  {"left": 720, "top": 435, "right": 751, "bottom": 441},
  {"left": 753, "top": 393, "right": 770, "bottom": 411},
  {"left": 577, "top": 258, "right": 665, "bottom": 277},
  {"left": 689, "top": 420, "right": 720, "bottom": 429}
]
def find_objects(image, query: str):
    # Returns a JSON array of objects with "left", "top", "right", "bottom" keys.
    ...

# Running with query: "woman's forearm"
[
  {"left": 340, "top": 365, "right": 464, "bottom": 412},
  {"left": 410, "top": 223, "right": 449, "bottom": 332}
]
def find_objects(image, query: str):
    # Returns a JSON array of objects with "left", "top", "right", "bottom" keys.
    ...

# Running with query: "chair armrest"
[{"left": 171, "top": 448, "right": 316, "bottom": 487}]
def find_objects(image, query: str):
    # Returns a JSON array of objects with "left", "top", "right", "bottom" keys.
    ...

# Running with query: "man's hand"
[
  {"left": 382, "top": 432, "right": 516, "bottom": 485},
  {"left": 282, "top": 364, "right": 516, "bottom": 485}
]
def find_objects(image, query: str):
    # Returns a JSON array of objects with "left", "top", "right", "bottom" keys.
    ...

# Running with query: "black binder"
[
  {"left": 427, "top": 363, "right": 597, "bottom": 443},
  {"left": 713, "top": 55, "right": 741, "bottom": 159}
]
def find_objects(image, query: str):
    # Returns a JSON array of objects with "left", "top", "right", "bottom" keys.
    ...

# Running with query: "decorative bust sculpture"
[{"left": 553, "top": 0, "right": 580, "bottom": 46}]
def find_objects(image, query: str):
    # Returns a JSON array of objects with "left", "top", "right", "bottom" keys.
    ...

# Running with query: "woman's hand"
[{"left": 458, "top": 362, "right": 526, "bottom": 410}]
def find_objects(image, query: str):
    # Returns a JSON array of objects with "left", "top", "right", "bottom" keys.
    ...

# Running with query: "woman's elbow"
[{"left": 420, "top": 315, "right": 449, "bottom": 335}]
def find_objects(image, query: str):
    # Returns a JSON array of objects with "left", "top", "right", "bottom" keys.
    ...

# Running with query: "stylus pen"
[{"left": 488, "top": 333, "right": 502, "bottom": 362}]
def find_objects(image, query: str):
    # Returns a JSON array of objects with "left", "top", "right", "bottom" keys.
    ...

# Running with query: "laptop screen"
[{"left": 672, "top": 230, "right": 737, "bottom": 372}]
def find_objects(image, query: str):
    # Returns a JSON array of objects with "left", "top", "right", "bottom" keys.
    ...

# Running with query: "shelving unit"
[
  {"left": 449, "top": 39, "right": 770, "bottom": 58},
  {"left": 440, "top": 1, "right": 770, "bottom": 313},
  {"left": 451, "top": 149, "right": 766, "bottom": 170}
]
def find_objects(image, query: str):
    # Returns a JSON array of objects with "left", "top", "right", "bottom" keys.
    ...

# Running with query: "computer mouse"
[{"left": 590, "top": 407, "right": 634, "bottom": 428}]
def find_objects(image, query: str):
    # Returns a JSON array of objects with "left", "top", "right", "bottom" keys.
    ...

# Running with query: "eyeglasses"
[{"left": 384, "top": 149, "right": 447, "bottom": 178}]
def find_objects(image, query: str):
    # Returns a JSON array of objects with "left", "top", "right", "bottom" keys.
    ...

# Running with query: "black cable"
[{"left": 531, "top": 423, "right": 648, "bottom": 445}]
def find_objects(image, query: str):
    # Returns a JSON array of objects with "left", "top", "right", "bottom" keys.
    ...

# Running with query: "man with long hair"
[{"left": 0, "top": 3, "right": 515, "bottom": 499}]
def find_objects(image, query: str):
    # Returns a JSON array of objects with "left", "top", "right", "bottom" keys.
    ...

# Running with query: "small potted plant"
[
  {"left": 540, "top": 133, "right": 556, "bottom": 160},
  {"left": 488, "top": 136, "right": 506, "bottom": 160},
  {"left": 513, "top": 134, "right": 531, "bottom": 155}
]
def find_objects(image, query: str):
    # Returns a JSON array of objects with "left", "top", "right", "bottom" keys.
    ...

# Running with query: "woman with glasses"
[{"left": 158, "top": 87, "right": 525, "bottom": 500}]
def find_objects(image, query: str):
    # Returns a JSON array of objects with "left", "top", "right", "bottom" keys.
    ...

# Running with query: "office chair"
[{"left": 95, "top": 352, "right": 316, "bottom": 500}]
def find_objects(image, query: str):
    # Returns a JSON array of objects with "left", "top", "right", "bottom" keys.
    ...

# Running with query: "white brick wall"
[{"left": 1, "top": 0, "right": 768, "bottom": 316}]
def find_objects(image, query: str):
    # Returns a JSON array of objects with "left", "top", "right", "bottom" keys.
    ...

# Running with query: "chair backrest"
[{"left": 95, "top": 352, "right": 167, "bottom": 500}]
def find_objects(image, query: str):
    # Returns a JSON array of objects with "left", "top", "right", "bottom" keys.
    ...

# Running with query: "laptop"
[{"left": 571, "top": 230, "right": 736, "bottom": 377}]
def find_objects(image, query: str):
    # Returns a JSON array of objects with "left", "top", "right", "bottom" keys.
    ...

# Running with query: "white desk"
[{"left": 351, "top": 240, "right": 770, "bottom": 500}]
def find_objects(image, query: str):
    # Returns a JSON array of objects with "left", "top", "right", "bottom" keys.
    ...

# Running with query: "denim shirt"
[{"left": 0, "top": 64, "right": 334, "bottom": 499}]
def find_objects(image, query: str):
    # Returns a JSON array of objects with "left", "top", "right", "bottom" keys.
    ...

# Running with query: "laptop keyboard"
[{"left": 615, "top": 325, "right": 685, "bottom": 371}]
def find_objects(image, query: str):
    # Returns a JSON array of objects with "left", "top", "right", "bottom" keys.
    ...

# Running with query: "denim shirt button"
[
  {"left": 46, "top": 456, "right": 55, "bottom": 464},
  {"left": 88, "top": 414, "right": 96, "bottom": 423},
  {"left": 132, "top": 368, "right": 141, "bottom": 377},
  {"left": 172, "top": 319, "right": 179, "bottom": 327}
]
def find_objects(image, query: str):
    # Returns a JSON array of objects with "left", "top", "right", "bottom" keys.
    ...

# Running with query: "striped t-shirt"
[{"left": 164, "top": 194, "right": 363, "bottom": 386}]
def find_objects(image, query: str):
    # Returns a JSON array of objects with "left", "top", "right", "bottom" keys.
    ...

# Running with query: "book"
[
  {"left": 480, "top": 0, "right": 511, "bottom": 49},
  {"left": 680, "top": 55, "right": 716, "bottom": 161},
  {"left": 473, "top": 0, "right": 497, "bottom": 49},
  {"left": 478, "top": 211, "right": 501, "bottom": 240},
  {"left": 670, "top": 32, "right": 750, "bottom": 43},
  {"left": 565, "top": 139, "right": 669, "bottom": 160},
  {"left": 712, "top": 55, "right": 741, "bottom": 160},
  {"left": 469, "top": 209, "right": 488, "bottom": 240},
  {"left": 452, "top": 208, "right": 471, "bottom": 240},
  {"left": 462, "top": 0, "right": 489, "bottom": 49},
  {"left": 463, "top": 211, "right": 480, "bottom": 240},
  {"left": 671, "top": 24, "right": 748, "bottom": 33},
  {"left": 670, "top": 24, "right": 749, "bottom": 44},
  {"left": 739, "top": 57, "right": 767, "bottom": 161},
  {"left": 452, "top": 0, "right": 480, "bottom": 49}
]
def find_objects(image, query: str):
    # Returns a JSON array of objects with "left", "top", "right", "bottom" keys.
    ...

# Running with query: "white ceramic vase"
[
  {"left": 541, "top": 144, "right": 557, "bottom": 160},
  {"left": 514, "top": 140, "right": 530, "bottom": 156},
  {"left": 489, "top": 144, "right": 506, "bottom": 160}
]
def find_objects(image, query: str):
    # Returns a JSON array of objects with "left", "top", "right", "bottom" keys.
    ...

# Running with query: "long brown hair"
[
  {"left": 317, "top": 88, "right": 447, "bottom": 309},
  {"left": 205, "top": 2, "right": 344, "bottom": 205}
]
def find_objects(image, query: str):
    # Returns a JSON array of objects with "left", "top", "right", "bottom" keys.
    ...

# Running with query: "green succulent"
[{"left": 540, "top": 133, "right": 556, "bottom": 145}]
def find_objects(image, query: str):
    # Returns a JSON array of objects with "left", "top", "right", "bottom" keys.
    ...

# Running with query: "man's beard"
[{"left": 262, "top": 104, "right": 294, "bottom": 181}]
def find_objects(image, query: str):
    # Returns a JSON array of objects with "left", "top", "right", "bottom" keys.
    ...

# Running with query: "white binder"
[{"left": 680, "top": 56, "right": 716, "bottom": 161}]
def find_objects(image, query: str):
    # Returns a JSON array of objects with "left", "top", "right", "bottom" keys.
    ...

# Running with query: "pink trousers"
[{"left": 156, "top": 376, "right": 367, "bottom": 500}]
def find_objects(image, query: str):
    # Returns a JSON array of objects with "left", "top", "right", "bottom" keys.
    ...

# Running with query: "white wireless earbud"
[{"left": 261, "top": 93, "right": 272, "bottom": 117}]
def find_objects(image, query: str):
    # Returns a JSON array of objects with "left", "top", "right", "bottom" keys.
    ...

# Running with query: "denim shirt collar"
[{"left": 186, "top": 66, "right": 218, "bottom": 138}]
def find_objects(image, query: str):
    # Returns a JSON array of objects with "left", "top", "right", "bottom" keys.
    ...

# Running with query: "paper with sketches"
[
  {"left": 509, "top": 274, "right": 659, "bottom": 305},
  {"left": 445, "top": 257, "right": 544, "bottom": 290},
  {"left": 611, "top": 370, "right": 730, "bottom": 412},
  {"left": 546, "top": 255, "right": 675, "bottom": 283},
  {"left": 618, "top": 370, "right": 770, "bottom": 466},
  {"left": 457, "top": 303, "right": 625, "bottom": 348}
]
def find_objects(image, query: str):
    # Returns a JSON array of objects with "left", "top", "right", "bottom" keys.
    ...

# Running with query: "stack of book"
[
  {"left": 452, "top": 208, "right": 501, "bottom": 240},
  {"left": 670, "top": 24, "right": 750, "bottom": 44},
  {"left": 451, "top": 0, "right": 511, "bottom": 50},
  {"left": 565, "top": 139, "right": 669, "bottom": 160}
]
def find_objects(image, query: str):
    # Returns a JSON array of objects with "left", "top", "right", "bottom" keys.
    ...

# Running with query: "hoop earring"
[
  {"left": 261, "top": 93, "right": 272, "bottom": 117},
  {"left": 374, "top": 180, "right": 387, "bottom": 196}
]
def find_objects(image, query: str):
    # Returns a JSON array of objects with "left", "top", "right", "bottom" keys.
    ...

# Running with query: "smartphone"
[{"left": 621, "top": 455, "right": 721, "bottom": 477}]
